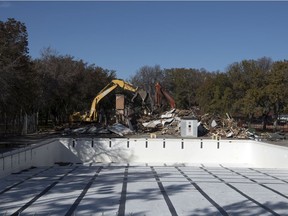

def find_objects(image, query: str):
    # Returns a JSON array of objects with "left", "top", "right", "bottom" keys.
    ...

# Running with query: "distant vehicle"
[{"left": 278, "top": 114, "right": 288, "bottom": 124}]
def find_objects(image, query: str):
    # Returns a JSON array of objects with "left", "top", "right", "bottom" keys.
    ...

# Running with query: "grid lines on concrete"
[{"left": 0, "top": 164, "right": 288, "bottom": 215}]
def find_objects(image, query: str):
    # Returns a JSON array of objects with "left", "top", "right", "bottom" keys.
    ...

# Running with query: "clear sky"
[{"left": 1, "top": 1, "right": 288, "bottom": 79}]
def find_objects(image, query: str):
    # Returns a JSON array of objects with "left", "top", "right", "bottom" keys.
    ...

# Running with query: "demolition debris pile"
[
  {"left": 139, "top": 109, "right": 288, "bottom": 141},
  {"left": 137, "top": 109, "right": 249, "bottom": 139},
  {"left": 61, "top": 108, "right": 287, "bottom": 140},
  {"left": 62, "top": 108, "right": 253, "bottom": 138},
  {"left": 199, "top": 112, "right": 248, "bottom": 139}
]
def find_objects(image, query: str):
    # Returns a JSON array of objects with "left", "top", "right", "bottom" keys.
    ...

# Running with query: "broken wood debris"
[
  {"left": 140, "top": 110, "right": 251, "bottom": 139},
  {"left": 201, "top": 113, "right": 249, "bottom": 139}
]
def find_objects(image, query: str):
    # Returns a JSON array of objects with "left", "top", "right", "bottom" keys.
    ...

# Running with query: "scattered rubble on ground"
[
  {"left": 60, "top": 109, "right": 287, "bottom": 141},
  {"left": 107, "top": 123, "right": 134, "bottom": 136},
  {"left": 263, "top": 131, "right": 288, "bottom": 141}
]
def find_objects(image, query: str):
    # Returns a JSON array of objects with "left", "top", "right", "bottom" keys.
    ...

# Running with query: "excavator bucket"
[
  {"left": 137, "top": 89, "right": 148, "bottom": 102},
  {"left": 131, "top": 89, "right": 148, "bottom": 103}
]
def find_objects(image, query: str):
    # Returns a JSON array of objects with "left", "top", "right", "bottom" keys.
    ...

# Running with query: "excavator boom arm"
[
  {"left": 111, "top": 80, "right": 138, "bottom": 92},
  {"left": 89, "top": 83, "right": 119, "bottom": 120},
  {"left": 161, "top": 90, "right": 175, "bottom": 109},
  {"left": 86, "top": 79, "right": 147, "bottom": 121},
  {"left": 155, "top": 82, "right": 175, "bottom": 109}
]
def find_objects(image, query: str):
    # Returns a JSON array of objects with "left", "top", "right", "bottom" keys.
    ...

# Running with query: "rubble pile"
[
  {"left": 60, "top": 109, "right": 287, "bottom": 141},
  {"left": 139, "top": 110, "right": 250, "bottom": 139},
  {"left": 199, "top": 113, "right": 249, "bottom": 139},
  {"left": 137, "top": 109, "right": 181, "bottom": 135},
  {"left": 137, "top": 109, "right": 194, "bottom": 136}
]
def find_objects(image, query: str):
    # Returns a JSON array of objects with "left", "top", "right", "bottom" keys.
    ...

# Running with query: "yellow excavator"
[{"left": 71, "top": 79, "right": 148, "bottom": 122}]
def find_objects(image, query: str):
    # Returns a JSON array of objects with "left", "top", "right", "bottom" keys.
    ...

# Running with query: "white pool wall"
[
  {"left": 1, "top": 138, "right": 288, "bottom": 178},
  {"left": 250, "top": 141, "right": 288, "bottom": 168},
  {"left": 63, "top": 138, "right": 252, "bottom": 164},
  {"left": 0, "top": 139, "right": 61, "bottom": 177}
]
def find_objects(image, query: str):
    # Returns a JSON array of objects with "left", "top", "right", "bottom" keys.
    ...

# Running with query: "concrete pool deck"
[{"left": 1, "top": 163, "right": 288, "bottom": 216}]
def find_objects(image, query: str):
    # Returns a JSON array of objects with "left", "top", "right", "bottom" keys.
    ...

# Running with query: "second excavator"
[{"left": 155, "top": 82, "right": 176, "bottom": 110}]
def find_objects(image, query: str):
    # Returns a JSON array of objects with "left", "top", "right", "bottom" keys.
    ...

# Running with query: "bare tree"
[{"left": 130, "top": 65, "right": 164, "bottom": 110}]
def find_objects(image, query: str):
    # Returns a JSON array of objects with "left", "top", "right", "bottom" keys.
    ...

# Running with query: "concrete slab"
[{"left": 1, "top": 164, "right": 288, "bottom": 216}]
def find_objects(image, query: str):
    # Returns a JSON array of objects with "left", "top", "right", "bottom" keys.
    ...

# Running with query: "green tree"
[
  {"left": 196, "top": 72, "right": 233, "bottom": 114},
  {"left": 227, "top": 57, "right": 273, "bottom": 129},
  {"left": 164, "top": 68, "right": 207, "bottom": 109},
  {"left": 34, "top": 47, "right": 116, "bottom": 125},
  {"left": 0, "top": 18, "right": 38, "bottom": 134},
  {"left": 265, "top": 60, "right": 288, "bottom": 126}
]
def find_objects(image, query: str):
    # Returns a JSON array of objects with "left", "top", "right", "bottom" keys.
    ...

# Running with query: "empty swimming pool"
[{"left": 0, "top": 138, "right": 288, "bottom": 215}]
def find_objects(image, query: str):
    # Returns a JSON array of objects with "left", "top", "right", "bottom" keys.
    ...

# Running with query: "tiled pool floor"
[{"left": 1, "top": 163, "right": 288, "bottom": 216}]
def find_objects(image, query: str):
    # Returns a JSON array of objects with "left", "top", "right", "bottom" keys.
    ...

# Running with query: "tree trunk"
[
  {"left": 45, "top": 111, "right": 49, "bottom": 125},
  {"left": 262, "top": 114, "right": 268, "bottom": 131},
  {"left": 36, "top": 112, "right": 39, "bottom": 132},
  {"left": 273, "top": 119, "right": 278, "bottom": 132},
  {"left": 4, "top": 112, "right": 7, "bottom": 134},
  {"left": 22, "top": 112, "right": 28, "bottom": 135}
]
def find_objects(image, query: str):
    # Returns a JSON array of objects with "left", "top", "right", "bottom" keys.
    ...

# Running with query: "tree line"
[
  {"left": 1, "top": 18, "right": 288, "bottom": 134},
  {"left": 0, "top": 18, "right": 116, "bottom": 134},
  {"left": 130, "top": 60, "right": 288, "bottom": 130}
]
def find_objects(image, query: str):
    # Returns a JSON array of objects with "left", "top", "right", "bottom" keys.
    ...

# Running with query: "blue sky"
[{"left": 1, "top": 1, "right": 288, "bottom": 79}]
